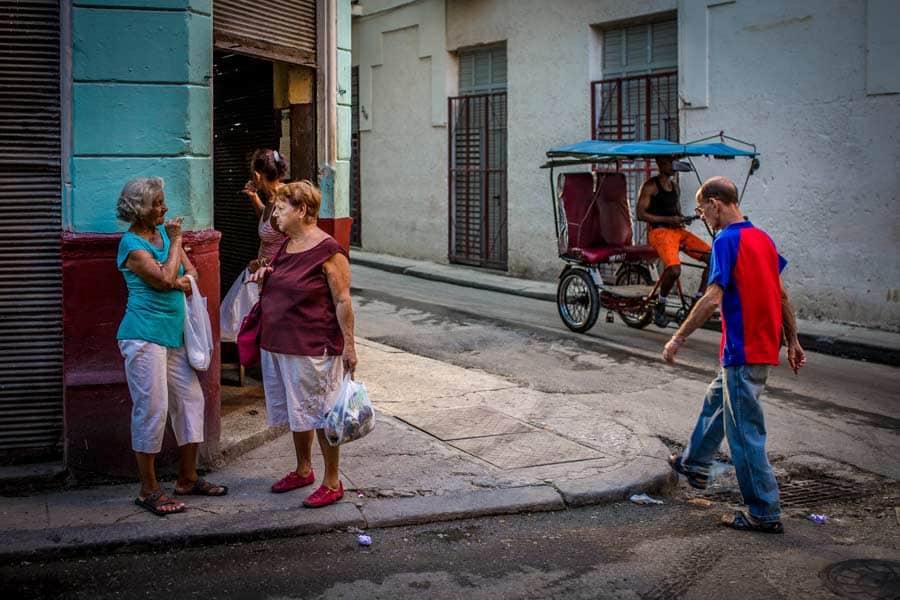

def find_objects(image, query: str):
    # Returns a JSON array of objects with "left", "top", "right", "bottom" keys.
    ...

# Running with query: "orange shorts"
[{"left": 647, "top": 227, "right": 711, "bottom": 267}]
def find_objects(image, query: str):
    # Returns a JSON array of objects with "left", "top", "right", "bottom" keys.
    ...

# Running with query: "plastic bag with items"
[
  {"left": 219, "top": 268, "right": 260, "bottom": 343},
  {"left": 183, "top": 275, "right": 213, "bottom": 371},
  {"left": 323, "top": 375, "right": 375, "bottom": 446}
]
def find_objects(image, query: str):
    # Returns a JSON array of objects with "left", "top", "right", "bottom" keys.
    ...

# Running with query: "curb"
[
  {"left": 350, "top": 254, "right": 556, "bottom": 302},
  {"left": 216, "top": 424, "right": 290, "bottom": 467},
  {"left": 0, "top": 465, "right": 672, "bottom": 564},
  {"left": 351, "top": 256, "right": 899, "bottom": 367},
  {"left": 796, "top": 334, "right": 899, "bottom": 367}
]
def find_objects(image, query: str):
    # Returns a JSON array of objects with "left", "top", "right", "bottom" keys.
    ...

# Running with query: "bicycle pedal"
[{"left": 605, "top": 311, "right": 614, "bottom": 323}]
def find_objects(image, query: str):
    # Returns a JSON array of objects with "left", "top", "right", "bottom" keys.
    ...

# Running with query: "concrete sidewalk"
[
  {"left": 0, "top": 339, "right": 672, "bottom": 563},
  {"left": 350, "top": 250, "right": 900, "bottom": 367}
]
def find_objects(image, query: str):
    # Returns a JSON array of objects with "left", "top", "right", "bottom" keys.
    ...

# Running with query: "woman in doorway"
[
  {"left": 220, "top": 149, "right": 288, "bottom": 341},
  {"left": 248, "top": 181, "right": 357, "bottom": 508},
  {"left": 116, "top": 177, "right": 227, "bottom": 517}
]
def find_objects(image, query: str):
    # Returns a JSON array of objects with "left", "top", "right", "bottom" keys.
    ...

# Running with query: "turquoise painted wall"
[
  {"left": 333, "top": 0, "right": 353, "bottom": 220},
  {"left": 69, "top": 0, "right": 212, "bottom": 232}
]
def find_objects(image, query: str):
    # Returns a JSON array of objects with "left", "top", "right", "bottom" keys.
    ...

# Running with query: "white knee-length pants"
[
  {"left": 119, "top": 339, "right": 205, "bottom": 453},
  {"left": 261, "top": 350, "right": 343, "bottom": 432}
]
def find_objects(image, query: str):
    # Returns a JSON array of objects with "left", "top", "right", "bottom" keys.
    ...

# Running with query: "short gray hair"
[{"left": 117, "top": 177, "right": 164, "bottom": 224}]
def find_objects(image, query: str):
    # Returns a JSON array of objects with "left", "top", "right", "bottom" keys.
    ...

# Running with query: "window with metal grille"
[
  {"left": 602, "top": 19, "right": 677, "bottom": 77},
  {"left": 593, "top": 18, "right": 678, "bottom": 245},
  {"left": 449, "top": 45, "right": 507, "bottom": 269},
  {"left": 458, "top": 46, "right": 507, "bottom": 94}
]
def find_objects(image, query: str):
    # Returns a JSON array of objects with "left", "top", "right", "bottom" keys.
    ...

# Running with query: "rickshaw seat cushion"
[
  {"left": 623, "top": 244, "right": 659, "bottom": 261},
  {"left": 561, "top": 173, "right": 605, "bottom": 251},
  {"left": 575, "top": 244, "right": 658, "bottom": 264},
  {"left": 594, "top": 173, "right": 633, "bottom": 247},
  {"left": 561, "top": 172, "right": 638, "bottom": 260},
  {"left": 578, "top": 245, "right": 627, "bottom": 264}
]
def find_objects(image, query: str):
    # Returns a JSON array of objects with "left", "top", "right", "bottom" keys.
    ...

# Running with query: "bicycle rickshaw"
[{"left": 542, "top": 136, "right": 759, "bottom": 333}]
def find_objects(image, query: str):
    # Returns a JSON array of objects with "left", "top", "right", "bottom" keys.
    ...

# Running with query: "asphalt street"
[
  {"left": 4, "top": 265, "right": 896, "bottom": 599},
  {"left": 350, "top": 264, "right": 900, "bottom": 480},
  {"left": 4, "top": 493, "right": 897, "bottom": 600}
]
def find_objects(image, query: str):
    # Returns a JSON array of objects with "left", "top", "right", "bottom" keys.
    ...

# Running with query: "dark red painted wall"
[
  {"left": 318, "top": 217, "right": 353, "bottom": 252},
  {"left": 62, "top": 230, "right": 221, "bottom": 479}
]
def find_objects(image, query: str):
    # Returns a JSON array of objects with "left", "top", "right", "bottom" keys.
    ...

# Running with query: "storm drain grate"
[
  {"left": 822, "top": 559, "right": 900, "bottom": 600},
  {"left": 707, "top": 479, "right": 875, "bottom": 509}
]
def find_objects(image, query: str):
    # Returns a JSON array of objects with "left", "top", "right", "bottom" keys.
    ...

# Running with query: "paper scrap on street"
[
  {"left": 687, "top": 498, "right": 713, "bottom": 507},
  {"left": 630, "top": 493, "right": 664, "bottom": 505}
]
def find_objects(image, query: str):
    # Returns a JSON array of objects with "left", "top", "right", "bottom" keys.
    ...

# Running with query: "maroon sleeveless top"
[{"left": 260, "top": 237, "right": 348, "bottom": 357}]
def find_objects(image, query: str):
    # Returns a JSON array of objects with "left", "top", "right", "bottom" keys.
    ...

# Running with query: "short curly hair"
[
  {"left": 117, "top": 177, "right": 164, "bottom": 224},
  {"left": 275, "top": 180, "right": 321, "bottom": 221}
]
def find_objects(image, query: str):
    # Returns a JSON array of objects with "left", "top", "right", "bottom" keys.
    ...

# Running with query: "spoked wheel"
[
  {"left": 615, "top": 265, "right": 654, "bottom": 329},
  {"left": 557, "top": 268, "right": 600, "bottom": 333}
]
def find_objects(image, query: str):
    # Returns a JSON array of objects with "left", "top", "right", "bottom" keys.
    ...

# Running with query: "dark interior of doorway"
[{"left": 213, "top": 51, "right": 277, "bottom": 297}]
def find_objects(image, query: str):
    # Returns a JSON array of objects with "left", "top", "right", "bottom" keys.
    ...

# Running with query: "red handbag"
[
  {"left": 238, "top": 240, "right": 286, "bottom": 368},
  {"left": 237, "top": 300, "right": 262, "bottom": 367}
]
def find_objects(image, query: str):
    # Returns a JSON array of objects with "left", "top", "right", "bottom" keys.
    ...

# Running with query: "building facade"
[
  {"left": 0, "top": 0, "right": 353, "bottom": 474},
  {"left": 351, "top": 0, "right": 900, "bottom": 330}
]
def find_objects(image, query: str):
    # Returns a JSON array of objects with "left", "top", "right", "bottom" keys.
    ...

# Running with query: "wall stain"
[{"left": 744, "top": 15, "right": 813, "bottom": 32}]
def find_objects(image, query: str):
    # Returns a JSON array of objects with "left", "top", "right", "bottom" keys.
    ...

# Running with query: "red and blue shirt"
[{"left": 708, "top": 221, "right": 786, "bottom": 367}]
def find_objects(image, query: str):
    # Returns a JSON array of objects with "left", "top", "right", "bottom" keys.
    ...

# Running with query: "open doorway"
[
  {"left": 213, "top": 52, "right": 278, "bottom": 296},
  {"left": 213, "top": 51, "right": 317, "bottom": 397}
]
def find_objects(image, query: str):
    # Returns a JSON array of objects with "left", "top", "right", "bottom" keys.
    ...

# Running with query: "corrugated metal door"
[
  {"left": 213, "top": 0, "right": 316, "bottom": 66},
  {"left": 213, "top": 52, "right": 278, "bottom": 296},
  {"left": 0, "top": 0, "right": 63, "bottom": 456},
  {"left": 448, "top": 46, "right": 507, "bottom": 269}
]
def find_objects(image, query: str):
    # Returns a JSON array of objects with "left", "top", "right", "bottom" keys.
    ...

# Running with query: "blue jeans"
[{"left": 682, "top": 365, "right": 781, "bottom": 523}]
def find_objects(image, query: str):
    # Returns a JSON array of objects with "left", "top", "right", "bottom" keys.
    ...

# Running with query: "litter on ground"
[{"left": 629, "top": 493, "right": 664, "bottom": 505}]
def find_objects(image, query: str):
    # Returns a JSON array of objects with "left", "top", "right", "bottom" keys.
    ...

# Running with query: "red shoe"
[
  {"left": 271, "top": 470, "right": 315, "bottom": 493},
  {"left": 303, "top": 482, "right": 344, "bottom": 508}
]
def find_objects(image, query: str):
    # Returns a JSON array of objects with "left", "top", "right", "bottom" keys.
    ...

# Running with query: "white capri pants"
[
  {"left": 261, "top": 350, "right": 343, "bottom": 432},
  {"left": 119, "top": 339, "right": 206, "bottom": 453}
]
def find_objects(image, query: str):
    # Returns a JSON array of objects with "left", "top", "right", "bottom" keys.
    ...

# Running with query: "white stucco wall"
[
  {"left": 353, "top": 0, "right": 900, "bottom": 329},
  {"left": 353, "top": 0, "right": 676, "bottom": 270},
  {"left": 445, "top": 0, "right": 677, "bottom": 279},
  {"left": 678, "top": 0, "right": 900, "bottom": 328},
  {"left": 352, "top": 0, "right": 451, "bottom": 259}
]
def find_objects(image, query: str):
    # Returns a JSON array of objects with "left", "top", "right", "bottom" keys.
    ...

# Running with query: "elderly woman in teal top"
[{"left": 116, "top": 177, "right": 226, "bottom": 517}]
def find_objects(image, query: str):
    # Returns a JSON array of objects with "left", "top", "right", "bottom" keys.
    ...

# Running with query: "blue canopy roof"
[{"left": 546, "top": 139, "right": 757, "bottom": 160}]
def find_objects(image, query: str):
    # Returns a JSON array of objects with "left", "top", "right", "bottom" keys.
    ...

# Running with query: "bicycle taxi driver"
[{"left": 637, "top": 155, "right": 711, "bottom": 327}]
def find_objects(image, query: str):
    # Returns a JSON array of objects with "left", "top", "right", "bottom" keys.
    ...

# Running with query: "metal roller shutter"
[
  {"left": 213, "top": 0, "right": 317, "bottom": 66},
  {"left": 213, "top": 52, "right": 278, "bottom": 296},
  {"left": 0, "top": 0, "right": 63, "bottom": 455}
]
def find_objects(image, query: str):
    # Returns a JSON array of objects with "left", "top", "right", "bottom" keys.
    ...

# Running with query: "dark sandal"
[
  {"left": 175, "top": 479, "right": 228, "bottom": 496},
  {"left": 668, "top": 454, "right": 709, "bottom": 490},
  {"left": 720, "top": 511, "right": 784, "bottom": 534},
  {"left": 134, "top": 490, "right": 185, "bottom": 517}
]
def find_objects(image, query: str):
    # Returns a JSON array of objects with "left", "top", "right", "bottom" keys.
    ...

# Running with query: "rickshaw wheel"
[
  {"left": 557, "top": 268, "right": 600, "bottom": 333},
  {"left": 615, "top": 265, "right": 653, "bottom": 329}
]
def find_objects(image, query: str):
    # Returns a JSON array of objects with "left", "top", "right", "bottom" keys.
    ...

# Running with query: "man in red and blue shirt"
[{"left": 662, "top": 176, "right": 806, "bottom": 534}]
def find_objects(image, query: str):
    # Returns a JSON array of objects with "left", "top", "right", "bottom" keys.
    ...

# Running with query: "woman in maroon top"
[{"left": 248, "top": 181, "right": 357, "bottom": 508}]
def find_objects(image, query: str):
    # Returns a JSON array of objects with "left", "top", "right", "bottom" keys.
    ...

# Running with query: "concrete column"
[
  {"left": 62, "top": 0, "right": 219, "bottom": 477},
  {"left": 317, "top": 0, "right": 354, "bottom": 250}
]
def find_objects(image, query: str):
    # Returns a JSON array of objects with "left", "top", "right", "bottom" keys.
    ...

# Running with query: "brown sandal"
[
  {"left": 175, "top": 479, "right": 228, "bottom": 497},
  {"left": 720, "top": 511, "right": 784, "bottom": 534},
  {"left": 134, "top": 490, "right": 185, "bottom": 517}
]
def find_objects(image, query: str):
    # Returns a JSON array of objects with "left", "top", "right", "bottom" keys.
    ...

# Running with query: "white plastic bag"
[
  {"left": 323, "top": 375, "right": 375, "bottom": 446},
  {"left": 219, "top": 268, "right": 259, "bottom": 343},
  {"left": 183, "top": 275, "right": 213, "bottom": 371}
]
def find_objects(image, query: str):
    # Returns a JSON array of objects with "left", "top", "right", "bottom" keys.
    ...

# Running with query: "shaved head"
[{"left": 696, "top": 176, "right": 739, "bottom": 205}]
